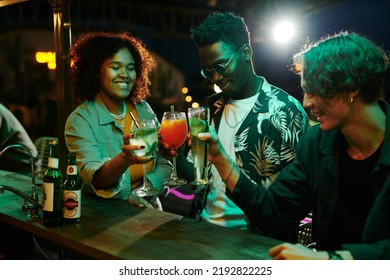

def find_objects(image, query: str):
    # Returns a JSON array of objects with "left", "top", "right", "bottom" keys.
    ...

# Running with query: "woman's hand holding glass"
[
  {"left": 122, "top": 134, "right": 155, "bottom": 165},
  {"left": 128, "top": 119, "right": 159, "bottom": 197}
]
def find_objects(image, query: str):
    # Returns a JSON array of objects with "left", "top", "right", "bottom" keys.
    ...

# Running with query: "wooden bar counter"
[{"left": 0, "top": 170, "right": 280, "bottom": 260}]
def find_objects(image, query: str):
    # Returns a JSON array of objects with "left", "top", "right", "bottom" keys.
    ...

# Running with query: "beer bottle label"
[
  {"left": 43, "top": 182, "right": 54, "bottom": 211},
  {"left": 63, "top": 190, "right": 81, "bottom": 219},
  {"left": 66, "top": 165, "right": 78, "bottom": 176},
  {"left": 48, "top": 157, "right": 59, "bottom": 169}
]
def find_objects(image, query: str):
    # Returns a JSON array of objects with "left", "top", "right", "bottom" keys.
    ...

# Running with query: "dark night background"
[{"left": 0, "top": 0, "right": 389, "bottom": 138}]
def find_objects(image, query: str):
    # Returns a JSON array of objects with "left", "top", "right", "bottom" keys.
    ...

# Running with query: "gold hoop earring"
[{"left": 348, "top": 96, "right": 354, "bottom": 103}]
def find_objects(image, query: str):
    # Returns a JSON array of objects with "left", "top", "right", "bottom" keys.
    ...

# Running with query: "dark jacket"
[{"left": 229, "top": 99, "right": 390, "bottom": 259}]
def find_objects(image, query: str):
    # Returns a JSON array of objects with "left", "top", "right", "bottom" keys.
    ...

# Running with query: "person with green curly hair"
[
  {"left": 65, "top": 31, "right": 171, "bottom": 208},
  {"left": 198, "top": 31, "right": 390, "bottom": 259}
]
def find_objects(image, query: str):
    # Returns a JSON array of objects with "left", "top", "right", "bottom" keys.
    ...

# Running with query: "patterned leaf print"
[
  {"left": 268, "top": 94, "right": 286, "bottom": 113},
  {"left": 235, "top": 154, "right": 244, "bottom": 169},
  {"left": 250, "top": 136, "right": 280, "bottom": 177},
  {"left": 262, "top": 173, "right": 279, "bottom": 189},
  {"left": 233, "top": 154, "right": 252, "bottom": 183},
  {"left": 235, "top": 153, "right": 250, "bottom": 175},
  {"left": 280, "top": 142, "right": 297, "bottom": 163},
  {"left": 270, "top": 110, "right": 288, "bottom": 140},
  {"left": 287, "top": 110, "right": 307, "bottom": 147},
  {"left": 208, "top": 77, "right": 307, "bottom": 193},
  {"left": 234, "top": 126, "right": 250, "bottom": 152},
  {"left": 283, "top": 123, "right": 301, "bottom": 148},
  {"left": 256, "top": 113, "right": 269, "bottom": 135},
  {"left": 254, "top": 97, "right": 266, "bottom": 111}
]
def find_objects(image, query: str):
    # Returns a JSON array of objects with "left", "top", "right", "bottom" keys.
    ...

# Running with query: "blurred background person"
[
  {"left": 0, "top": 102, "right": 41, "bottom": 260},
  {"left": 0, "top": 102, "right": 41, "bottom": 176},
  {"left": 65, "top": 31, "right": 171, "bottom": 208}
]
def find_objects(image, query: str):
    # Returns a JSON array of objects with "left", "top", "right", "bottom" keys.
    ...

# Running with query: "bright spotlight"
[{"left": 273, "top": 21, "right": 295, "bottom": 43}]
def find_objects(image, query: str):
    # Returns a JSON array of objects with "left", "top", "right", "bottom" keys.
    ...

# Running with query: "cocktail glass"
[
  {"left": 160, "top": 111, "right": 188, "bottom": 187},
  {"left": 130, "top": 119, "right": 159, "bottom": 197},
  {"left": 188, "top": 107, "right": 209, "bottom": 186}
]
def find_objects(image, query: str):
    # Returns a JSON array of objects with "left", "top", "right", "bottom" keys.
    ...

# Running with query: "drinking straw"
[
  {"left": 204, "top": 108, "right": 210, "bottom": 170},
  {"left": 129, "top": 112, "right": 140, "bottom": 128}
]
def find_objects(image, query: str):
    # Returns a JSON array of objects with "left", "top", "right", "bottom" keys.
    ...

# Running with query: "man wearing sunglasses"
[{"left": 182, "top": 12, "right": 308, "bottom": 240}]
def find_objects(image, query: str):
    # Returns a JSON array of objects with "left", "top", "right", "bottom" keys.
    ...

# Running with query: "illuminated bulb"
[
  {"left": 47, "top": 61, "right": 56, "bottom": 70},
  {"left": 192, "top": 102, "right": 200, "bottom": 108},
  {"left": 273, "top": 21, "right": 295, "bottom": 43},
  {"left": 35, "top": 52, "right": 47, "bottom": 63},
  {"left": 185, "top": 96, "right": 192, "bottom": 102},
  {"left": 181, "top": 87, "right": 189, "bottom": 94}
]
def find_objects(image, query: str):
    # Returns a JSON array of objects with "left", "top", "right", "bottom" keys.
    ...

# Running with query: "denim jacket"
[{"left": 65, "top": 95, "right": 172, "bottom": 200}]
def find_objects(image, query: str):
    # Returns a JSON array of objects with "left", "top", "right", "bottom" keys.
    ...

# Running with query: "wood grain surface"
[{"left": 0, "top": 170, "right": 280, "bottom": 259}]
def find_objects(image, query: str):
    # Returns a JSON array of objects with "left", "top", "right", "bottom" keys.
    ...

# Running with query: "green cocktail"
[
  {"left": 188, "top": 107, "right": 209, "bottom": 186},
  {"left": 130, "top": 127, "right": 157, "bottom": 157}
]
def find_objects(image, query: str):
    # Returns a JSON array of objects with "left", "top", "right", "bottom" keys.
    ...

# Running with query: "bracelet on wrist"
[{"left": 328, "top": 250, "right": 343, "bottom": 260}]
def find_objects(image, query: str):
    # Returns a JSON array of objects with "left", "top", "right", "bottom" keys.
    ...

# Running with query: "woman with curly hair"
[{"left": 65, "top": 31, "right": 171, "bottom": 208}]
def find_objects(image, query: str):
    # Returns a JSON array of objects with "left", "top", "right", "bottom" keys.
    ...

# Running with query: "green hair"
[{"left": 293, "top": 31, "right": 389, "bottom": 103}]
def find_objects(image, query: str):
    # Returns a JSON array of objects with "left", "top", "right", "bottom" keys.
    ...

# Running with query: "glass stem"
[
  {"left": 142, "top": 164, "right": 147, "bottom": 189},
  {"left": 171, "top": 155, "right": 178, "bottom": 179}
]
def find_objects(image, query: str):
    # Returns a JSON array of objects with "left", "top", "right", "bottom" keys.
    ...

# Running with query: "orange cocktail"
[
  {"left": 161, "top": 111, "right": 188, "bottom": 186},
  {"left": 160, "top": 117, "right": 188, "bottom": 149}
]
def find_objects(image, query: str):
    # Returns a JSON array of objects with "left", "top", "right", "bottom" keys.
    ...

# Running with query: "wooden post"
[{"left": 52, "top": 0, "right": 72, "bottom": 174}]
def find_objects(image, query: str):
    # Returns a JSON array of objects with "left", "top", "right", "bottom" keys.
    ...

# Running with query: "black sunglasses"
[{"left": 200, "top": 46, "right": 243, "bottom": 79}]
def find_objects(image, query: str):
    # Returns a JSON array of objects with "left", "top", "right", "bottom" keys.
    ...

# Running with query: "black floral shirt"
[
  {"left": 212, "top": 76, "right": 308, "bottom": 187},
  {"left": 202, "top": 76, "right": 308, "bottom": 230}
]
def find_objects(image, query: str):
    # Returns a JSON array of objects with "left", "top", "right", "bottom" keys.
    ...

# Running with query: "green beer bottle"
[{"left": 43, "top": 140, "right": 63, "bottom": 227}]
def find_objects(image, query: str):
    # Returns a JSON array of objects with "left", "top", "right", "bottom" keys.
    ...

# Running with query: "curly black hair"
[
  {"left": 191, "top": 12, "right": 250, "bottom": 49},
  {"left": 293, "top": 31, "right": 389, "bottom": 103},
  {"left": 70, "top": 31, "right": 155, "bottom": 103}
]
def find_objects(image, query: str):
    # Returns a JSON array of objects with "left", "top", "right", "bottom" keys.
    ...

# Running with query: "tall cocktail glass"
[
  {"left": 160, "top": 111, "right": 188, "bottom": 187},
  {"left": 130, "top": 119, "right": 159, "bottom": 197},
  {"left": 188, "top": 107, "right": 209, "bottom": 186}
]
